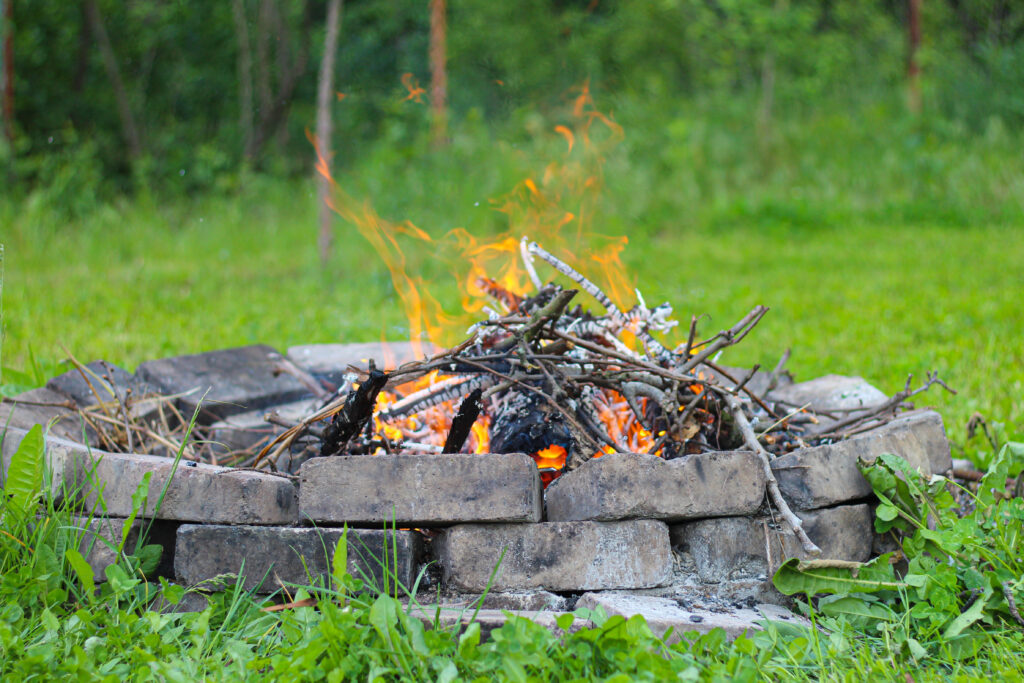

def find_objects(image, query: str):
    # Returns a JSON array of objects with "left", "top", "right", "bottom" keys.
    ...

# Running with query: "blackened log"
[
  {"left": 443, "top": 388, "right": 483, "bottom": 453},
  {"left": 489, "top": 390, "right": 576, "bottom": 465},
  {"left": 320, "top": 369, "right": 389, "bottom": 456}
]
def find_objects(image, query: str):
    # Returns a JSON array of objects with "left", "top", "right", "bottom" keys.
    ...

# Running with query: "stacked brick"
[{"left": 0, "top": 344, "right": 953, "bottom": 610}]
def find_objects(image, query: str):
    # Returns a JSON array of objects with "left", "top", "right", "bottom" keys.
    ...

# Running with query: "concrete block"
[
  {"left": 73, "top": 516, "right": 178, "bottom": 581},
  {"left": 299, "top": 454, "right": 542, "bottom": 525},
  {"left": 135, "top": 344, "right": 311, "bottom": 422},
  {"left": 46, "top": 361, "right": 146, "bottom": 407},
  {"left": 771, "top": 410, "right": 952, "bottom": 509},
  {"left": 545, "top": 451, "right": 765, "bottom": 522},
  {"left": 71, "top": 449, "right": 298, "bottom": 525},
  {"left": 174, "top": 524, "right": 422, "bottom": 593},
  {"left": 408, "top": 606, "right": 585, "bottom": 640},
  {"left": 670, "top": 504, "right": 874, "bottom": 582},
  {"left": 576, "top": 592, "right": 809, "bottom": 641},
  {"left": 208, "top": 397, "right": 320, "bottom": 453},
  {"left": 287, "top": 342, "right": 434, "bottom": 387},
  {"left": 0, "top": 388, "right": 91, "bottom": 443},
  {"left": 436, "top": 520, "right": 672, "bottom": 592},
  {"left": 1, "top": 425, "right": 87, "bottom": 499}
]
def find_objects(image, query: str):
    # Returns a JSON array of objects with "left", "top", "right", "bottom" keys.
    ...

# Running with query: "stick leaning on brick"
[{"left": 720, "top": 391, "right": 822, "bottom": 556}]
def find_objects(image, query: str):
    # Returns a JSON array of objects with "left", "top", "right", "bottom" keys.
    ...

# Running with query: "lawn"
[{"left": 2, "top": 100, "right": 1024, "bottom": 679}]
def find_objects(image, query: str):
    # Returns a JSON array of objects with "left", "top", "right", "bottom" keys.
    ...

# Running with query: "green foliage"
[
  {"left": 774, "top": 446, "right": 1024, "bottom": 659},
  {"left": 2, "top": 424, "right": 45, "bottom": 522}
]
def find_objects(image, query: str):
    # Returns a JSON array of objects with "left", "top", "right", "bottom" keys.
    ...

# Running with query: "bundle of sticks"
[{"left": 253, "top": 237, "right": 954, "bottom": 554}]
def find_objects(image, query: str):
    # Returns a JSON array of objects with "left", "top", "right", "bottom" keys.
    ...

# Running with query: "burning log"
[{"left": 320, "top": 369, "right": 389, "bottom": 456}]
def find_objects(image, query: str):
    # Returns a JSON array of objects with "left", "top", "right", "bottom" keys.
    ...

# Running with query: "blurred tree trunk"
[
  {"left": 429, "top": 0, "right": 447, "bottom": 147},
  {"left": 2, "top": 0, "right": 13, "bottom": 142},
  {"left": 316, "top": 0, "right": 342, "bottom": 266},
  {"left": 231, "top": 0, "right": 255, "bottom": 155},
  {"left": 245, "top": 1, "right": 311, "bottom": 161},
  {"left": 907, "top": 0, "right": 922, "bottom": 114},
  {"left": 256, "top": 0, "right": 274, "bottom": 117},
  {"left": 85, "top": 0, "right": 143, "bottom": 160}
]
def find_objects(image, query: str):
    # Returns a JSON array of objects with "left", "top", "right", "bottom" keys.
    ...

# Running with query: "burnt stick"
[
  {"left": 442, "top": 388, "right": 484, "bottom": 453},
  {"left": 720, "top": 391, "right": 822, "bottom": 556},
  {"left": 492, "top": 288, "right": 578, "bottom": 352},
  {"left": 683, "top": 315, "right": 699, "bottom": 358},
  {"left": 320, "top": 369, "right": 389, "bottom": 456}
]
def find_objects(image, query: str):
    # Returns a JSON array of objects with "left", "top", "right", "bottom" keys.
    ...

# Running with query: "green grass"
[{"left": 2, "top": 93, "right": 1024, "bottom": 677}]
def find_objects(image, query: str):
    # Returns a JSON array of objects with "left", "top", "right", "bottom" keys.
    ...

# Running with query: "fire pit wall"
[{"left": 0, "top": 343, "right": 953, "bottom": 608}]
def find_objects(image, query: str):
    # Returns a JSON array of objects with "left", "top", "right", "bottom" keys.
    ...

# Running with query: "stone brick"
[
  {"left": 299, "top": 454, "right": 542, "bottom": 525},
  {"left": 135, "top": 344, "right": 311, "bottom": 423},
  {"left": 435, "top": 520, "right": 672, "bottom": 592},
  {"left": 0, "top": 387, "right": 91, "bottom": 442},
  {"left": 670, "top": 504, "right": 874, "bottom": 582},
  {"left": 1, "top": 425, "right": 84, "bottom": 498},
  {"left": 408, "top": 606, "right": 585, "bottom": 640},
  {"left": 174, "top": 524, "right": 422, "bottom": 593},
  {"left": 437, "top": 590, "right": 570, "bottom": 613},
  {"left": 208, "top": 398, "right": 321, "bottom": 453},
  {"left": 71, "top": 449, "right": 298, "bottom": 525},
  {"left": 576, "top": 592, "right": 809, "bottom": 641},
  {"left": 766, "top": 374, "right": 887, "bottom": 435},
  {"left": 771, "top": 410, "right": 952, "bottom": 509},
  {"left": 73, "top": 516, "right": 178, "bottom": 581},
  {"left": 544, "top": 452, "right": 765, "bottom": 522},
  {"left": 287, "top": 342, "right": 435, "bottom": 387},
  {"left": 47, "top": 361, "right": 142, "bottom": 407}
]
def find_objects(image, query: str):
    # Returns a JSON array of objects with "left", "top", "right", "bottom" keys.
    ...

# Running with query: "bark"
[
  {"left": 3, "top": 0, "right": 15, "bottom": 142},
  {"left": 84, "top": 0, "right": 143, "bottom": 159},
  {"left": 245, "top": 1, "right": 311, "bottom": 160},
  {"left": 231, "top": 0, "right": 255, "bottom": 154},
  {"left": 429, "top": 0, "right": 447, "bottom": 147},
  {"left": 907, "top": 0, "right": 922, "bottom": 114},
  {"left": 256, "top": 0, "right": 274, "bottom": 115},
  {"left": 315, "top": 0, "right": 342, "bottom": 266}
]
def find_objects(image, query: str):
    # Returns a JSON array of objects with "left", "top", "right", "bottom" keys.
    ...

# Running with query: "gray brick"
[
  {"left": 771, "top": 410, "right": 952, "bottom": 509},
  {"left": 72, "top": 516, "right": 178, "bottom": 581},
  {"left": 436, "top": 520, "right": 672, "bottom": 592},
  {"left": 0, "top": 387, "right": 91, "bottom": 443},
  {"left": 135, "top": 344, "right": 311, "bottom": 423},
  {"left": 71, "top": 449, "right": 298, "bottom": 525},
  {"left": 576, "top": 592, "right": 809, "bottom": 642},
  {"left": 670, "top": 504, "right": 874, "bottom": 582},
  {"left": 299, "top": 454, "right": 542, "bottom": 525},
  {"left": 174, "top": 524, "right": 422, "bottom": 593},
  {"left": 544, "top": 451, "right": 765, "bottom": 522}
]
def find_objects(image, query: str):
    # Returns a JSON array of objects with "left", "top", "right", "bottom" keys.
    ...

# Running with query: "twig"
[
  {"left": 721, "top": 392, "right": 821, "bottom": 556},
  {"left": 1002, "top": 581, "right": 1024, "bottom": 628},
  {"left": 816, "top": 371, "right": 956, "bottom": 439},
  {"left": 677, "top": 306, "right": 768, "bottom": 375}
]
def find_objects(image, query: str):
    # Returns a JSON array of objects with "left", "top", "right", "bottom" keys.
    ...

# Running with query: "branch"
[{"left": 722, "top": 392, "right": 821, "bottom": 556}]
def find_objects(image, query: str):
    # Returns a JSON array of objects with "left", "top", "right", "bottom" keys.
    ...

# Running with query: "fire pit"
[{"left": 0, "top": 236, "right": 955, "bottom": 636}]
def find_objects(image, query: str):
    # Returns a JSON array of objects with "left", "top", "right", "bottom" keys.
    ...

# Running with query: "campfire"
[
  {"left": 248, "top": 234, "right": 953, "bottom": 556},
  {"left": 58, "top": 86, "right": 955, "bottom": 563}
]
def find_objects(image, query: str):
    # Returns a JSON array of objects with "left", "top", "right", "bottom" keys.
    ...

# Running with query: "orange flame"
[{"left": 312, "top": 86, "right": 666, "bottom": 472}]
